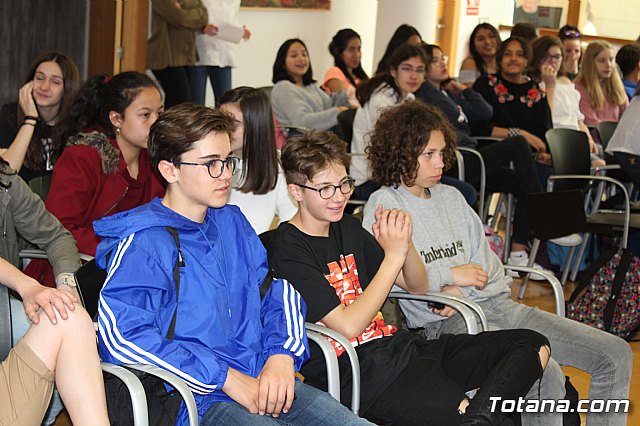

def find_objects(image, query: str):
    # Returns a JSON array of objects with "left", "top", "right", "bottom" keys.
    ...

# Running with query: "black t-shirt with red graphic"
[{"left": 267, "top": 215, "right": 433, "bottom": 412}]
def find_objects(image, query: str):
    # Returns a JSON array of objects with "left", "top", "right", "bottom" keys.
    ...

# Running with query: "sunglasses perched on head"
[{"left": 561, "top": 30, "right": 581, "bottom": 38}]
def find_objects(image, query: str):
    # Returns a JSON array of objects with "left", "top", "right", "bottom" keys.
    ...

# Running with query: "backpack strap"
[
  {"left": 602, "top": 250, "right": 634, "bottom": 332},
  {"left": 165, "top": 226, "right": 184, "bottom": 341},
  {"left": 568, "top": 248, "right": 617, "bottom": 304}
]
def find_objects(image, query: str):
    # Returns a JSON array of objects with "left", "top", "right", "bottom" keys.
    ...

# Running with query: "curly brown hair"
[
  {"left": 281, "top": 130, "right": 349, "bottom": 185},
  {"left": 368, "top": 101, "right": 457, "bottom": 188}
]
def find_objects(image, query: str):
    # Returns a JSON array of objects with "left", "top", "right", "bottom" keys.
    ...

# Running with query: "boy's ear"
[
  {"left": 158, "top": 160, "right": 179, "bottom": 184},
  {"left": 288, "top": 183, "right": 304, "bottom": 202}
]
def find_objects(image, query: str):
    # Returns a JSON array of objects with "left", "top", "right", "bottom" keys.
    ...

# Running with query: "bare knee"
[{"left": 538, "top": 345, "right": 551, "bottom": 370}]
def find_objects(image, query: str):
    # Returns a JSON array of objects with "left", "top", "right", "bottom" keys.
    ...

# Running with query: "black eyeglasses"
[
  {"left": 296, "top": 178, "right": 355, "bottom": 199},
  {"left": 173, "top": 157, "right": 240, "bottom": 179}
]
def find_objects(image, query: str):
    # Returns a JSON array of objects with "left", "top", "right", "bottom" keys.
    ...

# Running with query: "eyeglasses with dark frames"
[
  {"left": 296, "top": 178, "right": 355, "bottom": 199},
  {"left": 173, "top": 157, "right": 240, "bottom": 179}
]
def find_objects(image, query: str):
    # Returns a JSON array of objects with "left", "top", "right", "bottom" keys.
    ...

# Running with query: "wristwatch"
[{"left": 56, "top": 272, "right": 78, "bottom": 288}]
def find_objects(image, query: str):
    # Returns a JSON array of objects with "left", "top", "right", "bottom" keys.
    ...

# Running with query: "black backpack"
[{"left": 76, "top": 227, "right": 185, "bottom": 425}]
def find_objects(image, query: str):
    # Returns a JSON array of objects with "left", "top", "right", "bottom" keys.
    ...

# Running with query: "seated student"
[
  {"left": 271, "top": 38, "right": 351, "bottom": 133},
  {"left": 0, "top": 51, "right": 80, "bottom": 182},
  {"left": 267, "top": 130, "right": 551, "bottom": 425},
  {"left": 220, "top": 87, "right": 297, "bottom": 234},
  {"left": 25, "top": 72, "right": 165, "bottom": 287},
  {"left": 1, "top": 156, "right": 82, "bottom": 423},
  {"left": 352, "top": 44, "right": 476, "bottom": 204},
  {"left": 416, "top": 43, "right": 561, "bottom": 272},
  {"left": 528, "top": 36, "right": 604, "bottom": 167},
  {"left": 0, "top": 257, "right": 109, "bottom": 426},
  {"left": 46, "top": 71, "right": 166, "bottom": 257},
  {"left": 606, "top": 96, "right": 640, "bottom": 191},
  {"left": 363, "top": 101, "right": 633, "bottom": 426},
  {"left": 574, "top": 41, "right": 628, "bottom": 131},
  {"left": 458, "top": 23, "right": 501, "bottom": 87},
  {"left": 94, "top": 104, "right": 369, "bottom": 426},
  {"left": 374, "top": 24, "right": 422, "bottom": 74},
  {"left": 323, "top": 28, "right": 369, "bottom": 107},
  {"left": 558, "top": 25, "right": 582, "bottom": 81},
  {"left": 615, "top": 44, "right": 640, "bottom": 100}
]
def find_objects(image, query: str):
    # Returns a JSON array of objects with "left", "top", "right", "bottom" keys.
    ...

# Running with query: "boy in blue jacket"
[{"left": 95, "top": 104, "right": 368, "bottom": 426}]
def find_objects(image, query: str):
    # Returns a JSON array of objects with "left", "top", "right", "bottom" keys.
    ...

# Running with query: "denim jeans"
[
  {"left": 10, "top": 296, "right": 63, "bottom": 425},
  {"left": 189, "top": 66, "right": 232, "bottom": 106},
  {"left": 201, "top": 381, "right": 371, "bottom": 425},
  {"left": 423, "top": 293, "right": 632, "bottom": 426}
]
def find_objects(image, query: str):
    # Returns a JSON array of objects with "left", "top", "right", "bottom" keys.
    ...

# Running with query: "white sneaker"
[
  {"left": 506, "top": 252, "right": 553, "bottom": 281},
  {"left": 549, "top": 233, "right": 583, "bottom": 246}
]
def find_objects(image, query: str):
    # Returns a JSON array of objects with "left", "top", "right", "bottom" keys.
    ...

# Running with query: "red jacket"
[
  {"left": 26, "top": 132, "right": 165, "bottom": 285},
  {"left": 46, "top": 131, "right": 165, "bottom": 256}
]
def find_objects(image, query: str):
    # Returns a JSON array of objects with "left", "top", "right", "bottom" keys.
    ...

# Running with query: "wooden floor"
[{"left": 510, "top": 277, "right": 639, "bottom": 426}]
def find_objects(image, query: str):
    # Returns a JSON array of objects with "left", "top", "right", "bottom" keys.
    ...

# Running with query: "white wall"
[
  {"left": 453, "top": 0, "right": 513, "bottom": 76},
  {"left": 373, "top": 0, "right": 438, "bottom": 69},
  {"left": 205, "top": 0, "right": 578, "bottom": 104},
  {"left": 202, "top": 0, "right": 377, "bottom": 105},
  {"left": 589, "top": 0, "right": 640, "bottom": 40}
]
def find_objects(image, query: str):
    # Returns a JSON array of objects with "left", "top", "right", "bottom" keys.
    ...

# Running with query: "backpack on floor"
[
  {"left": 566, "top": 249, "right": 640, "bottom": 340},
  {"left": 484, "top": 225, "right": 504, "bottom": 259}
]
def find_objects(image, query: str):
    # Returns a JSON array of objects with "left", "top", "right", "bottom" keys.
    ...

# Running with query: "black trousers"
[
  {"left": 365, "top": 329, "right": 549, "bottom": 426},
  {"left": 152, "top": 66, "right": 192, "bottom": 109},
  {"left": 449, "top": 136, "right": 543, "bottom": 245}
]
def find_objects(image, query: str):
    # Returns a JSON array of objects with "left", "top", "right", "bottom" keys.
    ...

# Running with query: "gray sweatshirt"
[
  {"left": 270, "top": 80, "right": 350, "bottom": 131},
  {"left": 363, "top": 184, "right": 511, "bottom": 328}
]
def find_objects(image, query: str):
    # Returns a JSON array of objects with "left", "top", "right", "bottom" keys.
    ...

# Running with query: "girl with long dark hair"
[
  {"left": 43, "top": 72, "right": 165, "bottom": 257},
  {"left": 271, "top": 38, "right": 351, "bottom": 133},
  {"left": 459, "top": 23, "right": 501, "bottom": 87},
  {"left": 0, "top": 52, "right": 80, "bottom": 182},
  {"left": 323, "top": 29, "right": 369, "bottom": 106},
  {"left": 220, "top": 87, "right": 296, "bottom": 233}
]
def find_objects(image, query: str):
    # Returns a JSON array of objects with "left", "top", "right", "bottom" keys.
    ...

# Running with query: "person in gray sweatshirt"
[
  {"left": 270, "top": 38, "right": 351, "bottom": 134},
  {"left": 363, "top": 101, "right": 632, "bottom": 426}
]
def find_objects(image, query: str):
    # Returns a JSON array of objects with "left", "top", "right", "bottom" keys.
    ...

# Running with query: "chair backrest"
[
  {"left": 525, "top": 190, "right": 588, "bottom": 240},
  {"left": 259, "top": 86, "right": 274, "bottom": 98},
  {"left": 28, "top": 174, "right": 52, "bottom": 201},
  {"left": 595, "top": 121, "right": 618, "bottom": 149},
  {"left": 546, "top": 128, "right": 592, "bottom": 190},
  {"left": 0, "top": 285, "right": 12, "bottom": 361},
  {"left": 337, "top": 108, "right": 357, "bottom": 149}
]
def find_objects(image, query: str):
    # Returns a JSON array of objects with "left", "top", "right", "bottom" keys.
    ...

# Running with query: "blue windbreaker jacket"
[{"left": 94, "top": 198, "right": 308, "bottom": 425}]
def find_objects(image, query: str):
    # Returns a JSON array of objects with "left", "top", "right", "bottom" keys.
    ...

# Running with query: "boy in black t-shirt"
[{"left": 267, "top": 130, "right": 552, "bottom": 425}]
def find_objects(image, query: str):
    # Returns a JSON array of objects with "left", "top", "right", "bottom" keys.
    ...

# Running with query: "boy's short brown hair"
[
  {"left": 148, "top": 103, "right": 236, "bottom": 181},
  {"left": 281, "top": 131, "right": 350, "bottom": 185},
  {"left": 368, "top": 101, "right": 457, "bottom": 188}
]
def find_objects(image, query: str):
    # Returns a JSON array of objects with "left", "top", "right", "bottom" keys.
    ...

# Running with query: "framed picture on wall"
[{"left": 240, "top": 0, "right": 330, "bottom": 10}]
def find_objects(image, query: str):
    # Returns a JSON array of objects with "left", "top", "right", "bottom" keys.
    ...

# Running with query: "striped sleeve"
[
  {"left": 260, "top": 277, "right": 309, "bottom": 370},
  {"left": 97, "top": 233, "right": 227, "bottom": 395}
]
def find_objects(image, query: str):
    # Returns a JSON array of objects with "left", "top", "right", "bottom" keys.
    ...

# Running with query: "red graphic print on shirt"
[{"left": 319, "top": 253, "right": 396, "bottom": 356}]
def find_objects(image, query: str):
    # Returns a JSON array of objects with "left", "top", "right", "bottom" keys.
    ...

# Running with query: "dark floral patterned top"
[{"left": 472, "top": 73, "right": 553, "bottom": 143}]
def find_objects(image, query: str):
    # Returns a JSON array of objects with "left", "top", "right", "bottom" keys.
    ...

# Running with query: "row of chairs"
[
  {"left": 1, "top": 247, "right": 564, "bottom": 425},
  {"left": 518, "top": 126, "right": 640, "bottom": 298}
]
